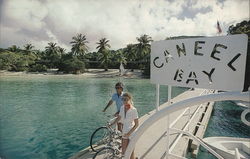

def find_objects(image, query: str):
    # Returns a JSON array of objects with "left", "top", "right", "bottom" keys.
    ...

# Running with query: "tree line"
[
  {"left": 0, "top": 20, "right": 249, "bottom": 77},
  {"left": 0, "top": 34, "right": 152, "bottom": 76}
]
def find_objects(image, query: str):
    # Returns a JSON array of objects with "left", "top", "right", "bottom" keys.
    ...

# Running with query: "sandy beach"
[{"left": 0, "top": 69, "right": 144, "bottom": 79}]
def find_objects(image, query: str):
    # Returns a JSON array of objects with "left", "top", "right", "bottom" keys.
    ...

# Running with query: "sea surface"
[
  {"left": 0, "top": 76, "right": 186, "bottom": 159},
  {"left": 0, "top": 76, "right": 249, "bottom": 159},
  {"left": 196, "top": 101, "right": 250, "bottom": 159}
]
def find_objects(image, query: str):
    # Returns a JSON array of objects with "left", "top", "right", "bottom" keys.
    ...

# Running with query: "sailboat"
[{"left": 119, "top": 63, "right": 125, "bottom": 76}]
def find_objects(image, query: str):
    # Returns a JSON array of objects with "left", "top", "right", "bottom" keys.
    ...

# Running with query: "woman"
[{"left": 110, "top": 93, "right": 139, "bottom": 159}]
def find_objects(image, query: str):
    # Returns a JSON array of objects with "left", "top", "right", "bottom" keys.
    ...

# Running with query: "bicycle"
[
  {"left": 90, "top": 116, "right": 122, "bottom": 152},
  {"left": 92, "top": 140, "right": 122, "bottom": 159}
]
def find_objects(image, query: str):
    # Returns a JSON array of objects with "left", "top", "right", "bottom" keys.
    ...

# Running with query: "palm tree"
[
  {"left": 124, "top": 44, "right": 137, "bottom": 71},
  {"left": 57, "top": 46, "right": 66, "bottom": 55},
  {"left": 96, "top": 38, "right": 111, "bottom": 52},
  {"left": 116, "top": 50, "right": 127, "bottom": 65},
  {"left": 70, "top": 33, "right": 88, "bottom": 56},
  {"left": 45, "top": 42, "right": 58, "bottom": 55},
  {"left": 96, "top": 38, "right": 111, "bottom": 71},
  {"left": 24, "top": 44, "right": 34, "bottom": 51},
  {"left": 45, "top": 42, "right": 60, "bottom": 68},
  {"left": 8, "top": 45, "right": 20, "bottom": 52},
  {"left": 23, "top": 44, "right": 35, "bottom": 55},
  {"left": 135, "top": 34, "right": 153, "bottom": 61},
  {"left": 124, "top": 44, "right": 136, "bottom": 62}
]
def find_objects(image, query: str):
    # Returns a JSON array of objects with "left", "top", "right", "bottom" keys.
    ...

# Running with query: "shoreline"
[{"left": 0, "top": 69, "right": 146, "bottom": 79}]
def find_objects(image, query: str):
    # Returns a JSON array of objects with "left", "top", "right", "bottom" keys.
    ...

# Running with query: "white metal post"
[
  {"left": 156, "top": 84, "right": 160, "bottom": 111},
  {"left": 166, "top": 85, "right": 172, "bottom": 159},
  {"left": 124, "top": 92, "right": 249, "bottom": 159},
  {"left": 124, "top": 91, "right": 249, "bottom": 159},
  {"left": 188, "top": 106, "right": 190, "bottom": 132},
  {"left": 168, "top": 85, "right": 172, "bottom": 104}
]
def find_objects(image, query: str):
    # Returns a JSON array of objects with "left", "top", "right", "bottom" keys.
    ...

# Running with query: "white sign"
[{"left": 151, "top": 34, "right": 248, "bottom": 91}]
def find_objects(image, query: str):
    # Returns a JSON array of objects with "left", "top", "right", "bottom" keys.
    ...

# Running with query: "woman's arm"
[
  {"left": 124, "top": 118, "right": 139, "bottom": 137},
  {"left": 109, "top": 115, "right": 121, "bottom": 126}
]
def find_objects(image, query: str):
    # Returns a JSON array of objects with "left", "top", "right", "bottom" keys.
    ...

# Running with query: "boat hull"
[{"left": 203, "top": 137, "right": 250, "bottom": 159}]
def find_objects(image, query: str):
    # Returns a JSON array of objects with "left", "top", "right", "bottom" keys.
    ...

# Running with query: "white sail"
[{"left": 120, "top": 63, "right": 125, "bottom": 76}]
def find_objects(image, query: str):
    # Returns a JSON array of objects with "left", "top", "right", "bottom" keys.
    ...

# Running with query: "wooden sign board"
[{"left": 151, "top": 34, "right": 248, "bottom": 91}]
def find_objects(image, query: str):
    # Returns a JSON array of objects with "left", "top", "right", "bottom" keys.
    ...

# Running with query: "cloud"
[
  {"left": 0, "top": 0, "right": 249, "bottom": 52},
  {"left": 1, "top": 0, "right": 47, "bottom": 31}
]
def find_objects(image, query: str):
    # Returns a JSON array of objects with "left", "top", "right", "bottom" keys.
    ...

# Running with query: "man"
[{"left": 103, "top": 82, "right": 124, "bottom": 131}]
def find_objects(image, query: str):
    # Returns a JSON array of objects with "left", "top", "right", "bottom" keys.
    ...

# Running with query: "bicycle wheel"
[
  {"left": 93, "top": 147, "right": 120, "bottom": 159},
  {"left": 90, "top": 126, "right": 111, "bottom": 152}
]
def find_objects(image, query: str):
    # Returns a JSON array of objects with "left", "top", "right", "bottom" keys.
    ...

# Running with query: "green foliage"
[
  {"left": 23, "top": 44, "right": 35, "bottom": 55},
  {"left": 0, "top": 51, "right": 37, "bottom": 71},
  {"left": 123, "top": 44, "right": 136, "bottom": 62},
  {"left": 227, "top": 20, "right": 250, "bottom": 91},
  {"left": 135, "top": 34, "right": 153, "bottom": 60},
  {"left": 70, "top": 33, "right": 89, "bottom": 56},
  {"left": 98, "top": 49, "right": 111, "bottom": 71},
  {"left": 0, "top": 51, "right": 19, "bottom": 70},
  {"left": 2, "top": 24, "right": 249, "bottom": 76},
  {"left": 83, "top": 52, "right": 101, "bottom": 68},
  {"left": 133, "top": 34, "right": 153, "bottom": 75},
  {"left": 96, "top": 38, "right": 111, "bottom": 71},
  {"left": 29, "top": 64, "right": 47, "bottom": 72},
  {"left": 96, "top": 38, "right": 111, "bottom": 52},
  {"left": 58, "top": 55, "right": 85, "bottom": 74},
  {"left": 1, "top": 33, "right": 153, "bottom": 74},
  {"left": 228, "top": 20, "right": 250, "bottom": 38},
  {"left": 0, "top": 59, "right": 4, "bottom": 69},
  {"left": 15, "top": 57, "right": 29, "bottom": 71},
  {"left": 44, "top": 42, "right": 62, "bottom": 68},
  {"left": 8, "top": 45, "right": 21, "bottom": 52},
  {"left": 142, "top": 60, "right": 150, "bottom": 77},
  {"left": 115, "top": 49, "right": 127, "bottom": 65}
]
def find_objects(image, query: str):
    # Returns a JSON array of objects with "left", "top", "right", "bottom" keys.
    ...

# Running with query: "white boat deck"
[{"left": 69, "top": 88, "right": 214, "bottom": 159}]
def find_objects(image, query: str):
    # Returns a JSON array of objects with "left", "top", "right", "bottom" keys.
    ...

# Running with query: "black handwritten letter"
[
  {"left": 153, "top": 57, "right": 164, "bottom": 68},
  {"left": 174, "top": 69, "right": 184, "bottom": 82},
  {"left": 164, "top": 49, "right": 173, "bottom": 63},
  {"left": 194, "top": 41, "right": 205, "bottom": 56},
  {"left": 227, "top": 53, "right": 241, "bottom": 71},
  {"left": 211, "top": 44, "right": 227, "bottom": 61},
  {"left": 186, "top": 72, "right": 198, "bottom": 85},
  {"left": 176, "top": 43, "right": 186, "bottom": 57},
  {"left": 202, "top": 68, "right": 215, "bottom": 83}
]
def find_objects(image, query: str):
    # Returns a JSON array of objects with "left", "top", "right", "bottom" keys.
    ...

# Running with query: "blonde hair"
[{"left": 123, "top": 92, "right": 134, "bottom": 106}]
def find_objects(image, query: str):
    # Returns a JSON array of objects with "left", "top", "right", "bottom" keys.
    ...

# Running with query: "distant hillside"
[{"left": 166, "top": 35, "right": 205, "bottom": 40}]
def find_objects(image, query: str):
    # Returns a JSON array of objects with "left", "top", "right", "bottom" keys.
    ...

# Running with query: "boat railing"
[
  {"left": 124, "top": 91, "right": 249, "bottom": 159},
  {"left": 165, "top": 89, "right": 213, "bottom": 157},
  {"left": 170, "top": 128, "right": 224, "bottom": 159},
  {"left": 234, "top": 148, "right": 240, "bottom": 159},
  {"left": 169, "top": 101, "right": 207, "bottom": 152},
  {"left": 165, "top": 89, "right": 217, "bottom": 156},
  {"left": 168, "top": 90, "right": 223, "bottom": 158}
]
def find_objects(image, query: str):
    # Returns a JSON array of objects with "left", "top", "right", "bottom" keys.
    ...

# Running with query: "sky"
[{"left": 0, "top": 0, "right": 249, "bottom": 52}]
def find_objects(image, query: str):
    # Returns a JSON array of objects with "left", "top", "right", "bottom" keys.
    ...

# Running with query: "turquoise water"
[
  {"left": 1, "top": 76, "right": 249, "bottom": 159},
  {"left": 0, "top": 76, "right": 187, "bottom": 159},
  {"left": 196, "top": 101, "right": 250, "bottom": 159}
]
